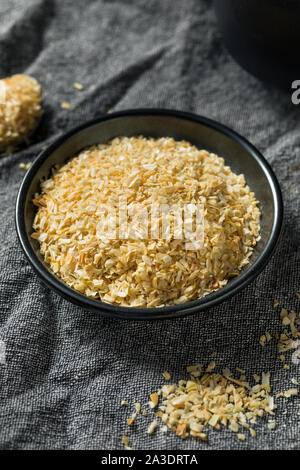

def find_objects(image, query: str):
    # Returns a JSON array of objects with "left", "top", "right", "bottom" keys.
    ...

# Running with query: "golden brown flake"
[
  {"left": 134, "top": 403, "right": 141, "bottom": 413},
  {"left": 206, "top": 361, "right": 216, "bottom": 372},
  {"left": 253, "top": 374, "right": 260, "bottom": 383},
  {"left": 147, "top": 420, "right": 158, "bottom": 435},
  {"left": 176, "top": 423, "right": 188, "bottom": 438},
  {"left": 73, "top": 82, "right": 83, "bottom": 91},
  {"left": 260, "top": 335, "right": 266, "bottom": 347},
  {"left": 283, "top": 389, "right": 298, "bottom": 398},
  {"left": 186, "top": 364, "right": 203, "bottom": 373},
  {"left": 150, "top": 393, "right": 159, "bottom": 407},
  {"left": 127, "top": 414, "right": 136, "bottom": 426},
  {"left": 61, "top": 101, "right": 71, "bottom": 109},
  {"left": 19, "top": 161, "right": 32, "bottom": 170},
  {"left": 121, "top": 435, "right": 132, "bottom": 450},
  {"left": 280, "top": 308, "right": 288, "bottom": 319},
  {"left": 265, "top": 331, "right": 271, "bottom": 343},
  {"left": 162, "top": 371, "right": 171, "bottom": 381},
  {"left": 122, "top": 435, "right": 129, "bottom": 445}
]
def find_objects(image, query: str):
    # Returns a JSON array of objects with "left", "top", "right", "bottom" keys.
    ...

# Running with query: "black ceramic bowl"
[
  {"left": 214, "top": 0, "right": 300, "bottom": 90},
  {"left": 16, "top": 109, "right": 283, "bottom": 320}
]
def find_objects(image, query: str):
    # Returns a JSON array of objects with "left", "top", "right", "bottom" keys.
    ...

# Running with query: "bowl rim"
[{"left": 15, "top": 108, "right": 283, "bottom": 320}]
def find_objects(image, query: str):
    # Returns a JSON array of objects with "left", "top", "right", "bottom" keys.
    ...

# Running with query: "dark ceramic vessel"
[
  {"left": 214, "top": 0, "right": 300, "bottom": 90},
  {"left": 16, "top": 109, "right": 283, "bottom": 320}
]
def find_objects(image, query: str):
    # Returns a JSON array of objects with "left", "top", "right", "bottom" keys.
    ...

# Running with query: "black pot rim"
[{"left": 15, "top": 108, "right": 283, "bottom": 320}]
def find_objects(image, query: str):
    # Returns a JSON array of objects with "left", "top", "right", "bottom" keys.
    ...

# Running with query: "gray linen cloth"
[{"left": 0, "top": 0, "right": 299, "bottom": 450}]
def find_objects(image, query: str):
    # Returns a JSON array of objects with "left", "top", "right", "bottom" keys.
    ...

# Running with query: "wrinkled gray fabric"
[{"left": 0, "top": 0, "right": 299, "bottom": 450}]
